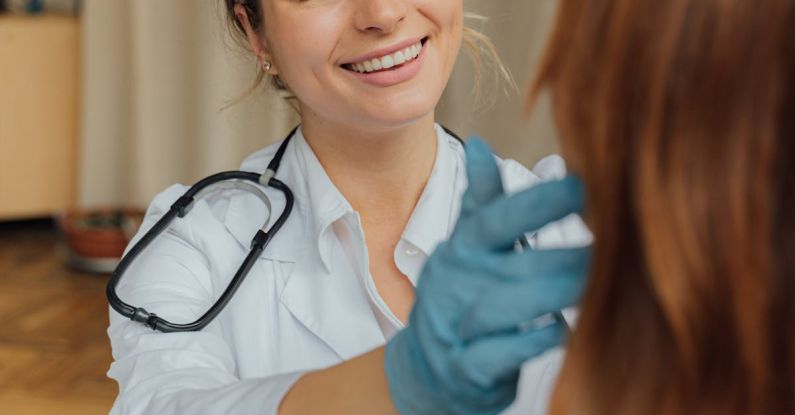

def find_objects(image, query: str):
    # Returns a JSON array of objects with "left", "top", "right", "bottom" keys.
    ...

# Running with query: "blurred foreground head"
[{"left": 532, "top": 1, "right": 795, "bottom": 414}]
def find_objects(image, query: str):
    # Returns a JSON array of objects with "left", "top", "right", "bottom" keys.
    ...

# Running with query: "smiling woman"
[
  {"left": 105, "top": 0, "right": 589, "bottom": 414},
  {"left": 223, "top": 0, "right": 510, "bottom": 101}
]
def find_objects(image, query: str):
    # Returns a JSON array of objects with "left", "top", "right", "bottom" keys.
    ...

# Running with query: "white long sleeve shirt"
[{"left": 107, "top": 124, "right": 590, "bottom": 414}]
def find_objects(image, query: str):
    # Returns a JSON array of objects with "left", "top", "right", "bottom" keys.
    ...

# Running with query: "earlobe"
[
  {"left": 234, "top": 4, "right": 279, "bottom": 76},
  {"left": 260, "top": 56, "right": 277, "bottom": 75}
]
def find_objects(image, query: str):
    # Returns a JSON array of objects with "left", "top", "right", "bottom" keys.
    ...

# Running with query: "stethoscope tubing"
[{"left": 107, "top": 171, "right": 294, "bottom": 332}]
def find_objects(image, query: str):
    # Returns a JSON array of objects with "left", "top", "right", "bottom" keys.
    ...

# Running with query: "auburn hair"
[{"left": 531, "top": 0, "right": 795, "bottom": 414}]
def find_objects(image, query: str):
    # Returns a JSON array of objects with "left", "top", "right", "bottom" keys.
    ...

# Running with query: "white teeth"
[
  {"left": 382, "top": 55, "right": 395, "bottom": 69},
  {"left": 394, "top": 51, "right": 406, "bottom": 65},
  {"left": 346, "top": 40, "right": 424, "bottom": 74}
]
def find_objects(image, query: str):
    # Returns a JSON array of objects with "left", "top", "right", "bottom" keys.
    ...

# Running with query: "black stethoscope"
[
  {"left": 107, "top": 126, "right": 566, "bottom": 333},
  {"left": 107, "top": 127, "right": 298, "bottom": 333}
]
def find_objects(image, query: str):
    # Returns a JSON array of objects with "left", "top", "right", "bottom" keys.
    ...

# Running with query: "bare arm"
[{"left": 279, "top": 347, "right": 399, "bottom": 415}]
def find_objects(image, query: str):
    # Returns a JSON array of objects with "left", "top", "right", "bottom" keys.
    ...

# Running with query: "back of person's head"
[{"left": 531, "top": 0, "right": 795, "bottom": 413}]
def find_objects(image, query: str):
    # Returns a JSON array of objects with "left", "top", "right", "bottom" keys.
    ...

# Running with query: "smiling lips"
[{"left": 343, "top": 39, "right": 426, "bottom": 74}]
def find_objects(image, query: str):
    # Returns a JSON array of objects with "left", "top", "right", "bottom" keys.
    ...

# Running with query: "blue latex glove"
[{"left": 385, "top": 139, "right": 590, "bottom": 415}]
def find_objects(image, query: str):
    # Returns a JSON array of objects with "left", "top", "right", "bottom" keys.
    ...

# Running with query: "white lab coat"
[{"left": 107, "top": 125, "right": 590, "bottom": 415}]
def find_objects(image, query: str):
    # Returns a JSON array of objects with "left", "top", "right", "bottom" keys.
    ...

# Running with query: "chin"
[
  {"left": 360, "top": 106, "right": 435, "bottom": 130},
  {"left": 361, "top": 94, "right": 438, "bottom": 128}
]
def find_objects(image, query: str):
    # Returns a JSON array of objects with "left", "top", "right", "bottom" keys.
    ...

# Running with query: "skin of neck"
[{"left": 300, "top": 109, "right": 439, "bottom": 225}]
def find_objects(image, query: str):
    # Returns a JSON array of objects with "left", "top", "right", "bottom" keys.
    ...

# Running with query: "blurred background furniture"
[
  {"left": 0, "top": 13, "right": 115, "bottom": 415},
  {"left": 0, "top": 15, "right": 79, "bottom": 220}
]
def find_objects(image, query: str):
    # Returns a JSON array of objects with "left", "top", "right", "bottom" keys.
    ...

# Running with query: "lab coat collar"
[
  {"left": 224, "top": 124, "right": 463, "bottom": 267},
  {"left": 223, "top": 124, "right": 466, "bottom": 359},
  {"left": 400, "top": 124, "right": 463, "bottom": 259},
  {"left": 250, "top": 125, "right": 462, "bottom": 274},
  {"left": 280, "top": 132, "right": 386, "bottom": 358},
  {"left": 220, "top": 188, "right": 306, "bottom": 263},
  {"left": 292, "top": 129, "right": 355, "bottom": 274},
  {"left": 227, "top": 126, "right": 350, "bottom": 265},
  {"left": 223, "top": 132, "right": 306, "bottom": 263},
  {"left": 231, "top": 128, "right": 384, "bottom": 359}
]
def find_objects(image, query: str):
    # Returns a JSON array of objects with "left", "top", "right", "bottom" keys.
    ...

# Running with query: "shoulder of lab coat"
[
  {"left": 499, "top": 154, "right": 592, "bottom": 249},
  {"left": 497, "top": 155, "right": 589, "bottom": 415},
  {"left": 108, "top": 133, "right": 391, "bottom": 414},
  {"left": 107, "top": 182, "right": 303, "bottom": 415}
]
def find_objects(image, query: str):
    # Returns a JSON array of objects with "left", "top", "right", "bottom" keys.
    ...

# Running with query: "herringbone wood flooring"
[{"left": 0, "top": 220, "right": 116, "bottom": 415}]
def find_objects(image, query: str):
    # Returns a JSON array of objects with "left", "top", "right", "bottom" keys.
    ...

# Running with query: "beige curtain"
[
  {"left": 78, "top": 0, "right": 558, "bottom": 208},
  {"left": 439, "top": 1, "right": 560, "bottom": 166}
]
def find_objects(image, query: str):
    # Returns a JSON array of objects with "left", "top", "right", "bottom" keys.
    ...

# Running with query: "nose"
[{"left": 353, "top": 0, "right": 407, "bottom": 34}]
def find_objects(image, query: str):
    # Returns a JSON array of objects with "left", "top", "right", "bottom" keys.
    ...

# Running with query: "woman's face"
[{"left": 257, "top": 0, "right": 464, "bottom": 130}]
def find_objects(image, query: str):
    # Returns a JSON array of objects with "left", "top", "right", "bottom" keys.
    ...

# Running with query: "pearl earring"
[{"left": 262, "top": 60, "right": 272, "bottom": 72}]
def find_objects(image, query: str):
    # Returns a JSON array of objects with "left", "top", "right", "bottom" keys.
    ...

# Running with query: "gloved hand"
[{"left": 384, "top": 139, "right": 590, "bottom": 415}]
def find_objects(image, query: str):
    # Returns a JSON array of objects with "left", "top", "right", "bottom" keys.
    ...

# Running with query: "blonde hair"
[{"left": 461, "top": 12, "right": 518, "bottom": 107}]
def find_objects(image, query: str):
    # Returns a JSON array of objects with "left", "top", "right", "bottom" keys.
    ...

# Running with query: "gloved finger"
[
  {"left": 476, "top": 247, "right": 592, "bottom": 281},
  {"left": 460, "top": 138, "right": 504, "bottom": 217},
  {"left": 457, "top": 271, "right": 585, "bottom": 340},
  {"left": 460, "top": 176, "right": 585, "bottom": 251},
  {"left": 452, "top": 323, "right": 565, "bottom": 390}
]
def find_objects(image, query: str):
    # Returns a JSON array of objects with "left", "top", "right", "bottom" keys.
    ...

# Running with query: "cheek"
[
  {"left": 416, "top": 0, "right": 464, "bottom": 35},
  {"left": 417, "top": 0, "right": 464, "bottom": 65},
  {"left": 264, "top": 8, "right": 344, "bottom": 87}
]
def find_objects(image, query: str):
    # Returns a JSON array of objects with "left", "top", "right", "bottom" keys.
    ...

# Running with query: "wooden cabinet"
[{"left": 0, "top": 15, "right": 79, "bottom": 220}]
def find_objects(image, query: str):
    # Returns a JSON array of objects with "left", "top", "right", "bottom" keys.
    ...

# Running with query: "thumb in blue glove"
[{"left": 385, "top": 138, "right": 591, "bottom": 415}]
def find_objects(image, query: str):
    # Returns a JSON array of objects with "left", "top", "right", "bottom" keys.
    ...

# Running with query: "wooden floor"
[{"left": 0, "top": 220, "right": 116, "bottom": 415}]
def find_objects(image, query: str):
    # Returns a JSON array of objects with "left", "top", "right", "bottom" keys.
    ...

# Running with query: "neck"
[{"left": 301, "top": 113, "right": 438, "bottom": 225}]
